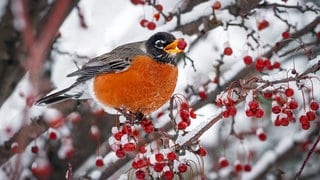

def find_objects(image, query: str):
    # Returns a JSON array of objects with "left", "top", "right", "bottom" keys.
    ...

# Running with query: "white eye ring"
[{"left": 155, "top": 40, "right": 165, "bottom": 49}]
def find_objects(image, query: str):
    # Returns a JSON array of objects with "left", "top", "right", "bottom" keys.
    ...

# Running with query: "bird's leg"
[{"left": 134, "top": 112, "right": 145, "bottom": 122}]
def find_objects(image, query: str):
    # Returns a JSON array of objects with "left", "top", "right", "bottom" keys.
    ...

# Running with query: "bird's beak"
[{"left": 164, "top": 40, "right": 183, "bottom": 54}]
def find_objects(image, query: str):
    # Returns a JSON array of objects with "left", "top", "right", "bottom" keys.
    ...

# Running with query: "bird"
[{"left": 36, "top": 32, "right": 185, "bottom": 115}]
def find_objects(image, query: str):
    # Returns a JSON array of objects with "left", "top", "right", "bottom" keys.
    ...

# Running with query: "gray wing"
[
  {"left": 68, "top": 41, "right": 147, "bottom": 84},
  {"left": 35, "top": 41, "right": 148, "bottom": 105}
]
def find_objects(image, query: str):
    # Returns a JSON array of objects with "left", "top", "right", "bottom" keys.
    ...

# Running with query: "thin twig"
[{"left": 295, "top": 134, "right": 320, "bottom": 179}]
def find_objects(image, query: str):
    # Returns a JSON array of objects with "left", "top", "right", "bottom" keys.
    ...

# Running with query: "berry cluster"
[
  {"left": 270, "top": 87, "right": 299, "bottom": 127},
  {"left": 218, "top": 157, "right": 252, "bottom": 173},
  {"left": 109, "top": 123, "right": 141, "bottom": 159},
  {"left": 130, "top": 1, "right": 169, "bottom": 31},
  {"left": 255, "top": 57, "right": 281, "bottom": 72},
  {"left": 105, "top": 98, "right": 207, "bottom": 179},
  {"left": 177, "top": 102, "right": 197, "bottom": 130},
  {"left": 216, "top": 96, "right": 237, "bottom": 118},
  {"left": 245, "top": 100, "right": 265, "bottom": 118},
  {"left": 267, "top": 85, "right": 320, "bottom": 130},
  {"left": 299, "top": 101, "right": 319, "bottom": 130},
  {"left": 131, "top": 150, "right": 190, "bottom": 179}
]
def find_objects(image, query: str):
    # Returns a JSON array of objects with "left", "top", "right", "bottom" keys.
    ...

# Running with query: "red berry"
[
  {"left": 178, "top": 121, "right": 188, "bottom": 130},
  {"left": 219, "top": 157, "right": 229, "bottom": 168},
  {"left": 273, "top": 61, "right": 281, "bottom": 68},
  {"left": 317, "top": 32, "right": 320, "bottom": 40},
  {"left": 132, "top": 159, "right": 145, "bottom": 169},
  {"left": 180, "top": 102, "right": 189, "bottom": 110},
  {"left": 147, "top": 22, "right": 156, "bottom": 30},
  {"left": 178, "top": 163, "right": 188, "bottom": 173},
  {"left": 257, "top": 20, "right": 269, "bottom": 30},
  {"left": 136, "top": 159, "right": 146, "bottom": 168},
  {"left": 244, "top": 164, "right": 252, "bottom": 172},
  {"left": 138, "top": 145, "right": 147, "bottom": 154},
  {"left": 255, "top": 108, "right": 264, "bottom": 118},
  {"left": 156, "top": 4, "right": 163, "bottom": 12},
  {"left": 115, "top": 149, "right": 126, "bottom": 158},
  {"left": 301, "top": 122, "right": 310, "bottom": 130},
  {"left": 121, "top": 124, "right": 132, "bottom": 134},
  {"left": 249, "top": 101, "right": 259, "bottom": 109},
  {"left": 234, "top": 162, "right": 242, "bottom": 172},
  {"left": 49, "top": 131, "right": 57, "bottom": 140},
  {"left": 256, "top": 129, "right": 267, "bottom": 141},
  {"left": 177, "top": 39, "right": 187, "bottom": 50},
  {"left": 264, "top": 59, "right": 273, "bottom": 70},
  {"left": 310, "top": 101, "right": 319, "bottom": 111},
  {"left": 213, "top": 1, "right": 221, "bottom": 10},
  {"left": 255, "top": 58, "right": 265, "bottom": 72},
  {"left": 197, "top": 146, "right": 207, "bottom": 156},
  {"left": 306, "top": 111, "right": 316, "bottom": 121},
  {"left": 163, "top": 170, "right": 174, "bottom": 180},
  {"left": 281, "top": 117, "right": 289, "bottom": 126},
  {"left": 282, "top": 31, "right": 290, "bottom": 39},
  {"left": 288, "top": 100, "right": 298, "bottom": 109},
  {"left": 95, "top": 157, "right": 104, "bottom": 167},
  {"left": 223, "top": 110, "right": 230, "bottom": 118},
  {"left": 189, "top": 108, "right": 197, "bottom": 119},
  {"left": 228, "top": 106, "right": 237, "bottom": 116},
  {"left": 31, "top": 146, "right": 39, "bottom": 154},
  {"left": 198, "top": 91, "right": 207, "bottom": 100},
  {"left": 272, "top": 106, "right": 281, "bottom": 114},
  {"left": 299, "top": 115, "right": 308, "bottom": 124},
  {"left": 135, "top": 170, "right": 146, "bottom": 179},
  {"left": 224, "top": 47, "right": 233, "bottom": 55},
  {"left": 285, "top": 88, "right": 294, "bottom": 97},
  {"left": 140, "top": 19, "right": 148, "bottom": 27},
  {"left": 167, "top": 151, "right": 177, "bottom": 161},
  {"left": 180, "top": 109, "right": 190, "bottom": 120},
  {"left": 155, "top": 153, "right": 164, "bottom": 162},
  {"left": 154, "top": 163, "right": 164, "bottom": 172},
  {"left": 245, "top": 109, "right": 254, "bottom": 117},
  {"left": 123, "top": 142, "right": 136, "bottom": 152},
  {"left": 144, "top": 124, "right": 154, "bottom": 133},
  {"left": 113, "top": 131, "right": 123, "bottom": 141},
  {"left": 141, "top": 118, "right": 152, "bottom": 127},
  {"left": 263, "top": 92, "right": 273, "bottom": 99},
  {"left": 243, "top": 55, "right": 253, "bottom": 65},
  {"left": 274, "top": 116, "right": 281, "bottom": 126},
  {"left": 153, "top": 13, "right": 160, "bottom": 21}
]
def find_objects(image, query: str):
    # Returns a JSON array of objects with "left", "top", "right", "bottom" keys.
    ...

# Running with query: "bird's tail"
[{"left": 35, "top": 86, "right": 75, "bottom": 105}]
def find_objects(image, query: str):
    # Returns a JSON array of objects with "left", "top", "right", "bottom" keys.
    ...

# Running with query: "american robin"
[{"left": 36, "top": 32, "right": 185, "bottom": 114}]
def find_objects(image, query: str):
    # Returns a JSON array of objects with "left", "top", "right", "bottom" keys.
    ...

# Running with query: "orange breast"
[{"left": 93, "top": 55, "right": 178, "bottom": 114}]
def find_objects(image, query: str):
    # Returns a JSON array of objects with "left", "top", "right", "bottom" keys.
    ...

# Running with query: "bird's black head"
[{"left": 145, "top": 32, "right": 183, "bottom": 65}]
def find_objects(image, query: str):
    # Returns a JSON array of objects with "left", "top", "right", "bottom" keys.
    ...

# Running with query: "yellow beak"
[{"left": 164, "top": 40, "right": 183, "bottom": 54}]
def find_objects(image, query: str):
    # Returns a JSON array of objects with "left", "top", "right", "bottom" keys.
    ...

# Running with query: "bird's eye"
[{"left": 155, "top": 40, "right": 165, "bottom": 49}]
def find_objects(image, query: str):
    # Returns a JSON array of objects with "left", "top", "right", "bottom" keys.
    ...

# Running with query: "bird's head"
[{"left": 145, "top": 32, "right": 186, "bottom": 65}]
